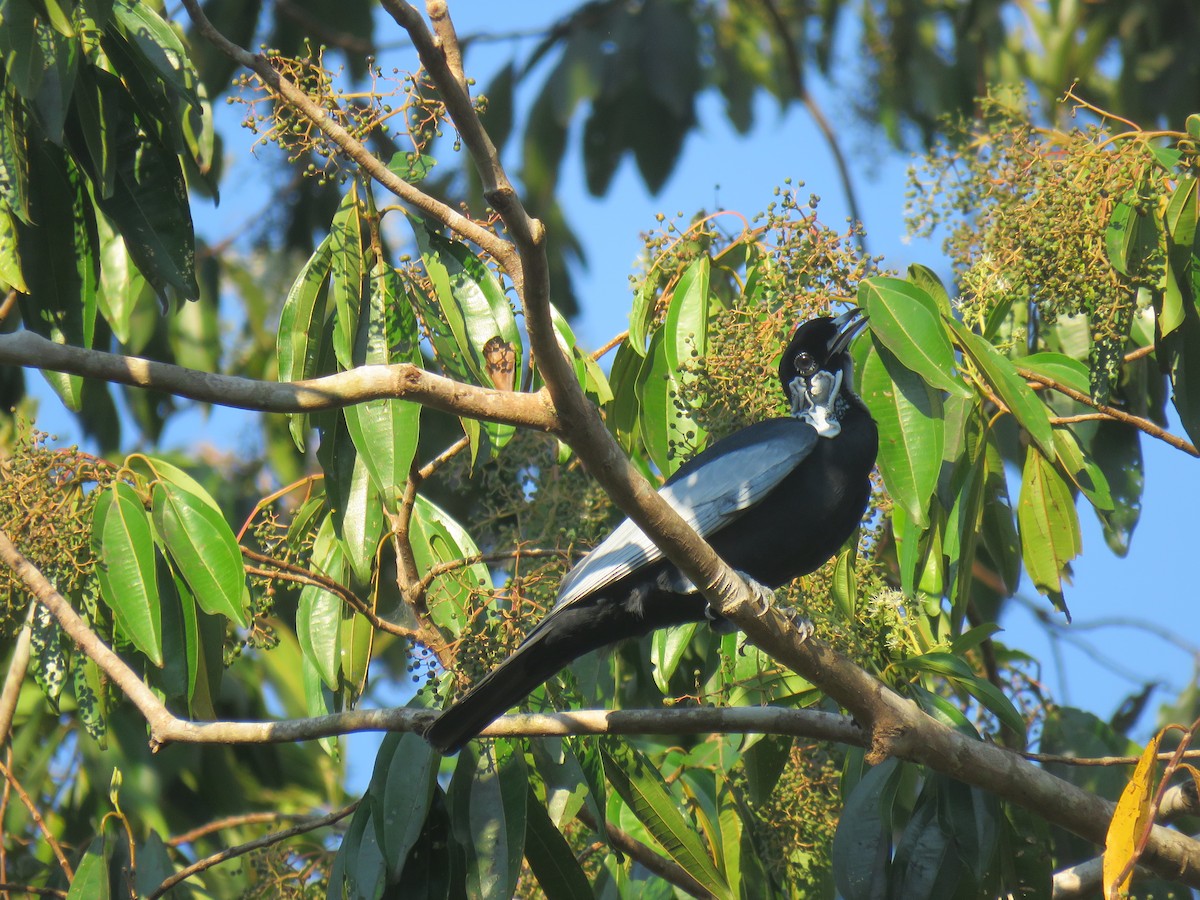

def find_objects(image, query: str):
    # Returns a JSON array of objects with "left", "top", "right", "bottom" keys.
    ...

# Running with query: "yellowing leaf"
[{"left": 1104, "top": 731, "right": 1163, "bottom": 897}]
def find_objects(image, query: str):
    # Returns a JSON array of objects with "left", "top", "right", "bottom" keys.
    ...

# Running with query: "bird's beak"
[{"left": 828, "top": 308, "right": 869, "bottom": 356}]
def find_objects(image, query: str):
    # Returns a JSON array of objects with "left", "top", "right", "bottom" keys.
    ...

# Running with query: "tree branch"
[
  {"left": 0, "top": 331, "right": 557, "bottom": 432},
  {"left": 576, "top": 805, "right": 712, "bottom": 899},
  {"left": 179, "top": 0, "right": 515, "bottom": 268},
  {"left": 146, "top": 802, "right": 359, "bottom": 900},
  {"left": 1018, "top": 366, "right": 1199, "bottom": 457}
]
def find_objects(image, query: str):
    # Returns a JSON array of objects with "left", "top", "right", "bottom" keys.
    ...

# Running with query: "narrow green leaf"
[
  {"left": 651, "top": 622, "right": 699, "bottom": 694},
  {"left": 600, "top": 741, "right": 731, "bottom": 899},
  {"left": 949, "top": 318, "right": 1056, "bottom": 458},
  {"left": 92, "top": 107, "right": 198, "bottom": 307},
  {"left": 1105, "top": 199, "right": 1158, "bottom": 278},
  {"left": 277, "top": 235, "right": 333, "bottom": 383},
  {"left": 1165, "top": 176, "right": 1199, "bottom": 248},
  {"left": 859, "top": 342, "right": 943, "bottom": 528},
  {"left": 859, "top": 276, "right": 970, "bottom": 398},
  {"left": 111, "top": 0, "right": 202, "bottom": 112},
  {"left": 664, "top": 255, "right": 711, "bottom": 370},
  {"left": 298, "top": 515, "right": 346, "bottom": 690},
  {"left": 337, "top": 452, "right": 383, "bottom": 586},
  {"left": 832, "top": 758, "right": 900, "bottom": 899},
  {"left": 1017, "top": 447, "right": 1080, "bottom": 609},
  {"left": 523, "top": 789, "right": 593, "bottom": 900},
  {"left": 343, "top": 262, "right": 421, "bottom": 503},
  {"left": 449, "top": 740, "right": 528, "bottom": 900},
  {"left": 329, "top": 185, "right": 363, "bottom": 368},
  {"left": 605, "top": 339, "right": 643, "bottom": 453},
  {"left": 377, "top": 732, "right": 438, "bottom": 882},
  {"left": 831, "top": 544, "right": 857, "bottom": 620},
  {"left": 152, "top": 483, "right": 250, "bottom": 628},
  {"left": 0, "top": 1, "right": 46, "bottom": 100},
  {"left": 94, "top": 482, "right": 162, "bottom": 665},
  {"left": 637, "top": 326, "right": 706, "bottom": 476}
]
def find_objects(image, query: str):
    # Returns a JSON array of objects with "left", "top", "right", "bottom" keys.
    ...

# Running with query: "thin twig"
[
  {"left": 575, "top": 805, "right": 712, "bottom": 899},
  {"left": 147, "top": 802, "right": 359, "bottom": 899},
  {"left": 0, "top": 759, "right": 73, "bottom": 881},
  {"left": 180, "top": 0, "right": 516, "bottom": 270},
  {"left": 591, "top": 331, "right": 628, "bottom": 361},
  {"left": 168, "top": 812, "right": 291, "bottom": 847}
]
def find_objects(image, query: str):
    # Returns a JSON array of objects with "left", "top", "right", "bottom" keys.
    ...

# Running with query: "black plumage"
[{"left": 424, "top": 309, "right": 878, "bottom": 754}]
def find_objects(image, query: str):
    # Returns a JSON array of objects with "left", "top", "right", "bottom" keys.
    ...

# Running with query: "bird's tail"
[{"left": 423, "top": 622, "right": 575, "bottom": 756}]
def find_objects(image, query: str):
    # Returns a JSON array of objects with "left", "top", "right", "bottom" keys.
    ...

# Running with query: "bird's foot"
[
  {"left": 782, "top": 607, "right": 815, "bottom": 644},
  {"left": 734, "top": 571, "right": 777, "bottom": 616}
]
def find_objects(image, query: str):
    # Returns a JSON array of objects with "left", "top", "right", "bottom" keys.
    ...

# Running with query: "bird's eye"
[{"left": 794, "top": 352, "right": 818, "bottom": 376}]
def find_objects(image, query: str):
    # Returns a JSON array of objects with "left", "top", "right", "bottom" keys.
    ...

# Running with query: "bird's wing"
[{"left": 553, "top": 419, "right": 818, "bottom": 609}]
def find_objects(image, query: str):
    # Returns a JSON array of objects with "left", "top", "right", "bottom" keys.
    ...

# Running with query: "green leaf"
[
  {"left": 1165, "top": 176, "right": 1199, "bottom": 248},
  {"left": 449, "top": 740, "right": 528, "bottom": 900},
  {"left": 600, "top": 740, "right": 731, "bottom": 899},
  {"left": 860, "top": 342, "right": 943, "bottom": 528},
  {"left": 651, "top": 622, "right": 699, "bottom": 694},
  {"left": 606, "top": 339, "right": 643, "bottom": 453},
  {"left": 906, "top": 263, "right": 953, "bottom": 316},
  {"left": 277, "top": 236, "right": 334, "bottom": 450},
  {"left": 1017, "top": 447, "right": 1080, "bottom": 610},
  {"left": 664, "top": 255, "right": 711, "bottom": 370},
  {"left": 410, "top": 220, "right": 521, "bottom": 458},
  {"left": 523, "top": 789, "right": 593, "bottom": 900},
  {"left": 410, "top": 495, "right": 489, "bottom": 634},
  {"left": 386, "top": 149, "right": 436, "bottom": 184},
  {"left": 94, "top": 213, "right": 145, "bottom": 345},
  {"left": 375, "top": 731, "right": 438, "bottom": 883},
  {"left": 111, "top": 0, "right": 202, "bottom": 113},
  {"left": 152, "top": 482, "right": 250, "bottom": 628},
  {"left": 859, "top": 276, "right": 970, "bottom": 398},
  {"left": 1052, "top": 427, "right": 1114, "bottom": 512},
  {"left": 1090, "top": 421, "right": 1142, "bottom": 556},
  {"left": 0, "top": 1, "right": 47, "bottom": 100},
  {"left": 297, "top": 583, "right": 343, "bottom": 692},
  {"left": 1164, "top": 307, "right": 1200, "bottom": 446},
  {"left": 637, "top": 326, "right": 705, "bottom": 476},
  {"left": 949, "top": 319, "right": 1056, "bottom": 458},
  {"left": 94, "top": 482, "right": 162, "bottom": 665},
  {"left": 91, "top": 105, "right": 198, "bottom": 307},
  {"left": 337, "top": 451, "right": 382, "bottom": 588},
  {"left": 1017, "top": 352, "right": 1091, "bottom": 396},
  {"left": 412, "top": 218, "right": 523, "bottom": 389},
  {"left": 14, "top": 142, "right": 98, "bottom": 410},
  {"left": 66, "top": 836, "right": 111, "bottom": 900},
  {"left": 344, "top": 262, "right": 422, "bottom": 504},
  {"left": 329, "top": 185, "right": 363, "bottom": 368},
  {"left": 1105, "top": 199, "right": 1158, "bottom": 278},
  {"left": 832, "top": 758, "right": 900, "bottom": 899}
]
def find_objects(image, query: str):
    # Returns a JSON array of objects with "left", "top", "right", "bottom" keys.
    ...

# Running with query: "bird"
[{"left": 423, "top": 308, "right": 878, "bottom": 755}]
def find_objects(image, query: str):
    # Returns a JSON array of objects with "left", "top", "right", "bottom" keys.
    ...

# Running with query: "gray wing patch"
[{"left": 554, "top": 426, "right": 817, "bottom": 609}]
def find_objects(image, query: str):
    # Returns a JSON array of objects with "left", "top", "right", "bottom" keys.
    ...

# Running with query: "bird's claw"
[
  {"left": 782, "top": 608, "right": 815, "bottom": 643},
  {"left": 735, "top": 571, "right": 777, "bottom": 616}
]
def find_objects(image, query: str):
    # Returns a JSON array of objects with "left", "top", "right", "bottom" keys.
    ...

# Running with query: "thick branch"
[{"left": 0, "top": 331, "right": 557, "bottom": 432}]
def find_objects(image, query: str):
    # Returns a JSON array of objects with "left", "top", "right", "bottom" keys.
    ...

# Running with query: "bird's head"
[{"left": 778, "top": 308, "right": 869, "bottom": 437}]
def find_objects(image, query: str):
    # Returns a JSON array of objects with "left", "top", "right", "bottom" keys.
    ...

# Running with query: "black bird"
[{"left": 424, "top": 309, "right": 878, "bottom": 754}]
